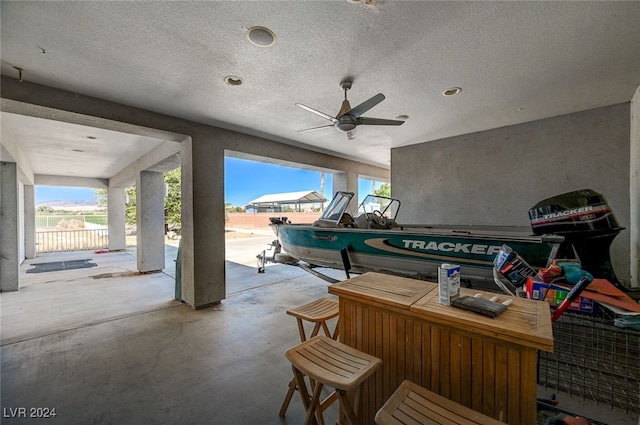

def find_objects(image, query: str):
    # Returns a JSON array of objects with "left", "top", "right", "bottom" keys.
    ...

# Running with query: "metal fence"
[
  {"left": 36, "top": 229, "right": 109, "bottom": 253},
  {"left": 35, "top": 215, "right": 108, "bottom": 229},
  {"left": 538, "top": 308, "right": 640, "bottom": 413}
]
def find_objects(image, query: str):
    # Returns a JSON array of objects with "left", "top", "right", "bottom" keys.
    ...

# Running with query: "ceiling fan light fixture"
[
  {"left": 246, "top": 26, "right": 276, "bottom": 47},
  {"left": 337, "top": 121, "right": 357, "bottom": 132},
  {"left": 443, "top": 87, "right": 462, "bottom": 96},
  {"left": 224, "top": 76, "right": 243, "bottom": 86}
]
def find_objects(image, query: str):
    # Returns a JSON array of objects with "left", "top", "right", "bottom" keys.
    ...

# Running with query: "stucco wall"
[{"left": 392, "top": 103, "right": 631, "bottom": 285}]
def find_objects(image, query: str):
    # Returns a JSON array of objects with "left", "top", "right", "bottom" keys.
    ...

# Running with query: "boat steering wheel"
[{"left": 372, "top": 210, "right": 388, "bottom": 228}]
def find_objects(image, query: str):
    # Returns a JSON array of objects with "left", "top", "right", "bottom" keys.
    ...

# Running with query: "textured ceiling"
[{"left": 1, "top": 1, "right": 640, "bottom": 179}]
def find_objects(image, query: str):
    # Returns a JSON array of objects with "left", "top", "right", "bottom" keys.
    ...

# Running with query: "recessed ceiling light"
[
  {"left": 224, "top": 76, "right": 243, "bottom": 86},
  {"left": 443, "top": 87, "right": 462, "bottom": 96},
  {"left": 246, "top": 26, "right": 276, "bottom": 47},
  {"left": 72, "top": 149, "right": 84, "bottom": 152},
  {"left": 395, "top": 115, "right": 410, "bottom": 120},
  {"left": 86, "top": 136, "right": 97, "bottom": 140}
]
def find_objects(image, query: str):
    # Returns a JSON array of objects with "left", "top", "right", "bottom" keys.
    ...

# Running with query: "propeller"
[{"left": 296, "top": 81, "right": 404, "bottom": 140}]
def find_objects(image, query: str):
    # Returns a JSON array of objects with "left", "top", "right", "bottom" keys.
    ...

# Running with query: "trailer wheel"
[{"left": 274, "top": 253, "right": 297, "bottom": 264}]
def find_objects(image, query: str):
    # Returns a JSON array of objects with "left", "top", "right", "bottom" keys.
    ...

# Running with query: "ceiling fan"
[{"left": 296, "top": 81, "right": 405, "bottom": 140}]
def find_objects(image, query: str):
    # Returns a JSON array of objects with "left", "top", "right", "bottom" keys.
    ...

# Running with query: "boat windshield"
[
  {"left": 318, "top": 191, "right": 355, "bottom": 223},
  {"left": 356, "top": 195, "right": 400, "bottom": 219}
]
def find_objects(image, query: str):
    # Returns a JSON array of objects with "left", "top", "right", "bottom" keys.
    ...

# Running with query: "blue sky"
[{"left": 35, "top": 157, "right": 386, "bottom": 206}]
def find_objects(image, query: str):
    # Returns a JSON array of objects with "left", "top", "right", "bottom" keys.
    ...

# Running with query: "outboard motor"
[{"left": 528, "top": 189, "right": 624, "bottom": 287}]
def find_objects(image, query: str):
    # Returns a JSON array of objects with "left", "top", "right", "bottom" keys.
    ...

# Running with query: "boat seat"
[{"left": 354, "top": 214, "right": 370, "bottom": 229}]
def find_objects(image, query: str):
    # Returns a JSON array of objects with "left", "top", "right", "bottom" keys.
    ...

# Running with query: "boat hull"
[{"left": 273, "top": 224, "right": 562, "bottom": 286}]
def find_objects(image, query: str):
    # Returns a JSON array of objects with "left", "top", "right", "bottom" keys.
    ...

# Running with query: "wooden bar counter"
[{"left": 328, "top": 272, "right": 553, "bottom": 425}]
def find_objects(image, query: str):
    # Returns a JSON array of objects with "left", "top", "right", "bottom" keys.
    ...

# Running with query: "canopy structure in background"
[{"left": 245, "top": 190, "right": 327, "bottom": 213}]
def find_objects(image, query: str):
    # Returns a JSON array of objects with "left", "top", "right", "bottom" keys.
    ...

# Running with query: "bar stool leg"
[
  {"left": 296, "top": 318, "right": 308, "bottom": 342},
  {"left": 278, "top": 378, "right": 297, "bottom": 417},
  {"left": 293, "top": 366, "right": 323, "bottom": 425},
  {"left": 337, "top": 389, "right": 360, "bottom": 425}
]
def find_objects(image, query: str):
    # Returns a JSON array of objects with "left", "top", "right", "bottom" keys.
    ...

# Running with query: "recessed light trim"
[
  {"left": 246, "top": 26, "right": 276, "bottom": 47},
  {"left": 443, "top": 87, "right": 462, "bottom": 96},
  {"left": 224, "top": 76, "right": 243, "bottom": 86},
  {"left": 395, "top": 115, "right": 410, "bottom": 120},
  {"left": 72, "top": 149, "right": 84, "bottom": 152},
  {"left": 86, "top": 136, "right": 97, "bottom": 140}
]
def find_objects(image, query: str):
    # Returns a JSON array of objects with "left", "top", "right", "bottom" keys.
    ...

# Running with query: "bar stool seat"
[
  {"left": 280, "top": 297, "right": 340, "bottom": 422},
  {"left": 287, "top": 297, "right": 340, "bottom": 341},
  {"left": 286, "top": 335, "right": 382, "bottom": 425},
  {"left": 375, "top": 380, "right": 505, "bottom": 425}
]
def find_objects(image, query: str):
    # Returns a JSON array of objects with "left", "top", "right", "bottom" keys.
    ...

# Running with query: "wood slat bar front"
[{"left": 328, "top": 272, "right": 554, "bottom": 425}]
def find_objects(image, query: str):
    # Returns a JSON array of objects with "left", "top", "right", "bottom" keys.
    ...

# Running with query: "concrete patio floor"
[{"left": 1, "top": 236, "right": 638, "bottom": 424}]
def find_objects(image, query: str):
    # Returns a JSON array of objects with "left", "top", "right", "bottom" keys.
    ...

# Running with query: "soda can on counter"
[{"left": 438, "top": 263, "right": 461, "bottom": 306}]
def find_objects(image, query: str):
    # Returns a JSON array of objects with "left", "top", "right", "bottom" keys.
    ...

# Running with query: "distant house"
[{"left": 244, "top": 190, "right": 327, "bottom": 213}]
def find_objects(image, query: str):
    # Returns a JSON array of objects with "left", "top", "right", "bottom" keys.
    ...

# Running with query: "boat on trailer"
[{"left": 262, "top": 189, "right": 622, "bottom": 292}]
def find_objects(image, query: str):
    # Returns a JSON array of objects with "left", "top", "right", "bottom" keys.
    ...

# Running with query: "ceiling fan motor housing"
[{"left": 336, "top": 115, "right": 357, "bottom": 132}]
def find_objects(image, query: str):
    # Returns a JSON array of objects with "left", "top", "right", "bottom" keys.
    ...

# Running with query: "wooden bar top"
[
  {"left": 329, "top": 272, "right": 437, "bottom": 309},
  {"left": 412, "top": 286, "right": 554, "bottom": 352},
  {"left": 329, "top": 272, "right": 553, "bottom": 352}
]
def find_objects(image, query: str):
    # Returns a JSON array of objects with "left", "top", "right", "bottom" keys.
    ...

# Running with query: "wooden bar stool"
[
  {"left": 285, "top": 335, "right": 382, "bottom": 425},
  {"left": 279, "top": 297, "right": 340, "bottom": 422},
  {"left": 375, "top": 380, "right": 505, "bottom": 425},
  {"left": 287, "top": 297, "right": 340, "bottom": 342}
]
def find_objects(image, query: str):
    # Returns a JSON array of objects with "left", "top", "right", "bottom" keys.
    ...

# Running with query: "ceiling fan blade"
[
  {"left": 296, "top": 103, "right": 338, "bottom": 123},
  {"left": 298, "top": 124, "right": 335, "bottom": 133},
  {"left": 346, "top": 93, "right": 385, "bottom": 118},
  {"left": 337, "top": 99, "right": 352, "bottom": 118},
  {"left": 357, "top": 117, "right": 405, "bottom": 126},
  {"left": 347, "top": 129, "right": 356, "bottom": 140}
]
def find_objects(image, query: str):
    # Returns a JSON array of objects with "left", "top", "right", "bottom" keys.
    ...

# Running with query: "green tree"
[
  {"left": 95, "top": 188, "right": 108, "bottom": 207},
  {"left": 164, "top": 168, "right": 181, "bottom": 230},
  {"left": 36, "top": 205, "right": 55, "bottom": 215},
  {"left": 93, "top": 168, "right": 182, "bottom": 228},
  {"left": 374, "top": 183, "right": 391, "bottom": 198},
  {"left": 124, "top": 186, "right": 136, "bottom": 225}
]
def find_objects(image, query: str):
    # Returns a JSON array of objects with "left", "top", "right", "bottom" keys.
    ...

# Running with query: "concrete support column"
[
  {"left": 24, "top": 184, "right": 36, "bottom": 259},
  {"left": 0, "top": 161, "right": 19, "bottom": 291},
  {"left": 180, "top": 136, "right": 225, "bottom": 308},
  {"left": 630, "top": 86, "right": 640, "bottom": 288},
  {"left": 136, "top": 171, "right": 165, "bottom": 273},
  {"left": 333, "top": 171, "right": 359, "bottom": 211},
  {"left": 108, "top": 187, "right": 126, "bottom": 251}
]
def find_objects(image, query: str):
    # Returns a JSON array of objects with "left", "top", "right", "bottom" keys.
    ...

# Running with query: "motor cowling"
[
  {"left": 528, "top": 189, "right": 624, "bottom": 287},
  {"left": 529, "top": 189, "right": 621, "bottom": 234},
  {"left": 529, "top": 189, "right": 624, "bottom": 289}
]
